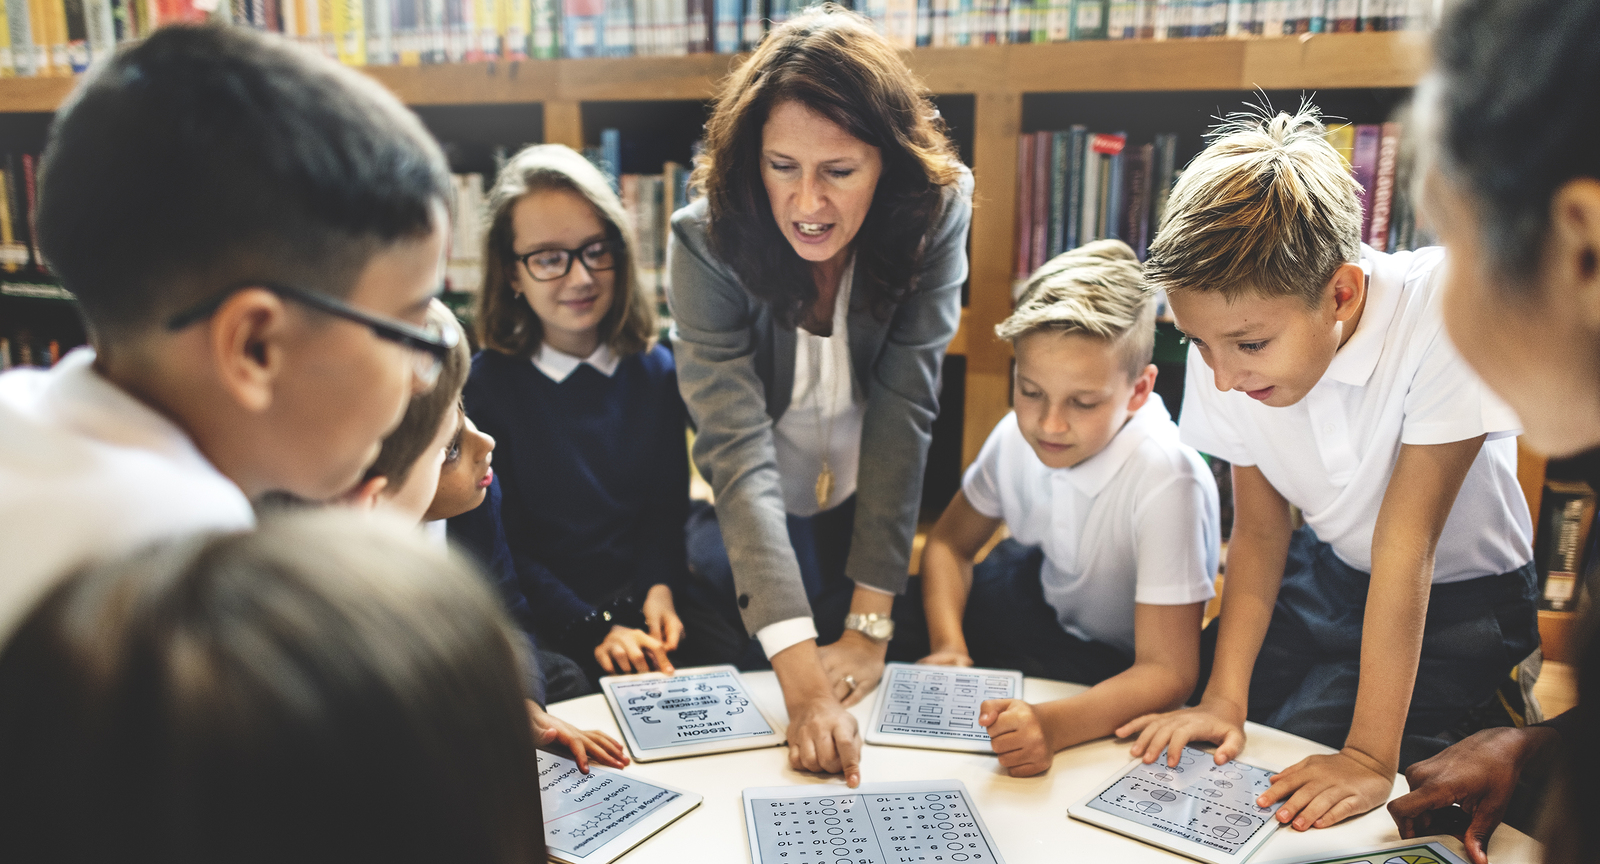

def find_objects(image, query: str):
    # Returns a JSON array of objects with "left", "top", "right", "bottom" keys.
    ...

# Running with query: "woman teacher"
[{"left": 668, "top": 5, "right": 971, "bottom": 786}]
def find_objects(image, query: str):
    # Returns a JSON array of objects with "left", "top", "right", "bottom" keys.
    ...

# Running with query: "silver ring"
[{"left": 843, "top": 674, "right": 858, "bottom": 691}]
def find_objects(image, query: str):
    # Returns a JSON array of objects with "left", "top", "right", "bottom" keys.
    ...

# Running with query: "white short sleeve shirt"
[
  {"left": 1178, "top": 245, "right": 1533, "bottom": 583},
  {"left": 962, "top": 395, "right": 1219, "bottom": 656},
  {"left": 0, "top": 349, "right": 256, "bottom": 640}
]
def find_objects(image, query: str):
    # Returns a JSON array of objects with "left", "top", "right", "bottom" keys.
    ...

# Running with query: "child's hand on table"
[
  {"left": 596, "top": 625, "right": 675, "bottom": 675},
  {"left": 642, "top": 583, "right": 684, "bottom": 658},
  {"left": 917, "top": 648, "right": 975, "bottom": 668},
  {"left": 1261, "top": 747, "right": 1393, "bottom": 830},
  {"left": 1116, "top": 696, "right": 1248, "bottom": 767},
  {"left": 980, "top": 699, "right": 1054, "bottom": 777},
  {"left": 528, "top": 701, "right": 630, "bottom": 773}
]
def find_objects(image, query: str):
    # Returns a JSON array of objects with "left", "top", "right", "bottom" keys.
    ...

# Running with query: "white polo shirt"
[
  {"left": 1179, "top": 245, "right": 1533, "bottom": 583},
  {"left": 0, "top": 348, "right": 256, "bottom": 640},
  {"left": 963, "top": 395, "right": 1219, "bottom": 656}
]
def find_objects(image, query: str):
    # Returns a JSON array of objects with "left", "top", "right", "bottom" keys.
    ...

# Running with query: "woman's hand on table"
[
  {"left": 1260, "top": 747, "right": 1394, "bottom": 830},
  {"left": 1117, "top": 695, "right": 1248, "bottom": 766},
  {"left": 787, "top": 694, "right": 864, "bottom": 788},
  {"left": 528, "top": 701, "right": 630, "bottom": 773},
  {"left": 980, "top": 699, "right": 1055, "bottom": 777},
  {"left": 1387, "top": 725, "right": 1558, "bottom": 864},
  {"left": 818, "top": 630, "right": 888, "bottom": 707},
  {"left": 596, "top": 625, "right": 675, "bottom": 675}
]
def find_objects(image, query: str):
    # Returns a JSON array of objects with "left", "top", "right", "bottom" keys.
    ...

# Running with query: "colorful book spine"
[
  {"left": 1069, "top": 0, "right": 1104, "bottom": 38},
  {"left": 712, "top": 0, "right": 736, "bottom": 52},
  {"left": 1151, "top": 132, "right": 1177, "bottom": 231},
  {"left": 1030, "top": 129, "right": 1048, "bottom": 273},
  {"left": 1350, "top": 123, "right": 1381, "bottom": 242},
  {"left": 1124, "top": 142, "right": 1152, "bottom": 258},
  {"left": 1015, "top": 133, "right": 1033, "bottom": 278},
  {"left": 1046, "top": 130, "right": 1068, "bottom": 259},
  {"left": 1366, "top": 121, "right": 1400, "bottom": 251},
  {"left": 1064, "top": 125, "right": 1085, "bottom": 251},
  {"left": 529, "top": 0, "right": 554, "bottom": 56},
  {"left": 561, "top": 0, "right": 601, "bottom": 55}
]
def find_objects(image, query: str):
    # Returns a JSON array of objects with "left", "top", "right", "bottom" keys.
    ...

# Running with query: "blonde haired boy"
[
  {"left": 1120, "top": 107, "right": 1536, "bottom": 832},
  {"left": 917, "top": 239, "right": 1220, "bottom": 777}
]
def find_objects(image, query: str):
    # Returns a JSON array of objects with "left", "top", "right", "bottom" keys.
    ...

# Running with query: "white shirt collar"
[
  {"left": 1323, "top": 247, "right": 1402, "bottom": 388},
  {"left": 1057, "top": 394, "right": 1172, "bottom": 497},
  {"left": 531, "top": 342, "right": 620, "bottom": 383}
]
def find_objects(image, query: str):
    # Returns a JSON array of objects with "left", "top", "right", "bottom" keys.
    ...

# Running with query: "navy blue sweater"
[{"left": 461, "top": 345, "right": 690, "bottom": 646}]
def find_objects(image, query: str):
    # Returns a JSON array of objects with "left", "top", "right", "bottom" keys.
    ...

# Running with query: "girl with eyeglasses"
[{"left": 461, "top": 144, "right": 704, "bottom": 699}]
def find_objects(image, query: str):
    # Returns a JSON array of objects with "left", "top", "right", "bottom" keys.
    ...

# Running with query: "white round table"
[{"left": 547, "top": 671, "right": 1543, "bottom": 864}]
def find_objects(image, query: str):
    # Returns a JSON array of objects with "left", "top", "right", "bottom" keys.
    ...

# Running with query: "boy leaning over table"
[{"left": 911, "top": 238, "right": 1220, "bottom": 777}]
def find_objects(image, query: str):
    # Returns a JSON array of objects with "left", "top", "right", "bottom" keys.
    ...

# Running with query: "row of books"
[
  {"left": 0, "top": 328, "right": 66, "bottom": 369},
  {"left": 0, "top": 151, "right": 43, "bottom": 276},
  {"left": 1013, "top": 128, "right": 1179, "bottom": 277},
  {"left": 617, "top": 160, "right": 691, "bottom": 337},
  {"left": 1322, "top": 119, "right": 1432, "bottom": 255},
  {"left": 551, "top": 0, "right": 1442, "bottom": 59},
  {"left": 0, "top": 0, "right": 1439, "bottom": 76},
  {"left": 1013, "top": 118, "right": 1432, "bottom": 280}
]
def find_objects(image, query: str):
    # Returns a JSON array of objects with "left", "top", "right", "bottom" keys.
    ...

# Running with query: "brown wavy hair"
[
  {"left": 691, "top": 4, "right": 964, "bottom": 328},
  {"left": 475, "top": 144, "right": 655, "bottom": 358}
]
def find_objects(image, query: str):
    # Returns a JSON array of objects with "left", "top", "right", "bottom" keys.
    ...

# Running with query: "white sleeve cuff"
[
  {"left": 756, "top": 616, "right": 819, "bottom": 660},
  {"left": 853, "top": 581, "right": 894, "bottom": 596}
]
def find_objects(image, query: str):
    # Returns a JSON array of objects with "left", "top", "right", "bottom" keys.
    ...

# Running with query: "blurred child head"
[
  {"left": 351, "top": 300, "right": 471, "bottom": 521},
  {"left": 1144, "top": 104, "right": 1367, "bottom": 409},
  {"left": 0, "top": 509, "right": 545, "bottom": 864},
  {"left": 475, "top": 144, "right": 655, "bottom": 359},
  {"left": 423, "top": 410, "right": 496, "bottom": 522},
  {"left": 1423, "top": 0, "right": 1600, "bottom": 458},
  {"left": 996, "top": 239, "right": 1157, "bottom": 470},
  {"left": 36, "top": 25, "right": 454, "bottom": 501}
]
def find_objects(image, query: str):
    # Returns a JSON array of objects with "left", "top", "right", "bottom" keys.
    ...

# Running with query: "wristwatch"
[{"left": 843, "top": 612, "right": 895, "bottom": 642}]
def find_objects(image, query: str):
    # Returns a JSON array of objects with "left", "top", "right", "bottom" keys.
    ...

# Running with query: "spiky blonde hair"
[
  {"left": 1144, "top": 103, "right": 1363, "bottom": 306},
  {"left": 997, "top": 238, "right": 1155, "bottom": 379}
]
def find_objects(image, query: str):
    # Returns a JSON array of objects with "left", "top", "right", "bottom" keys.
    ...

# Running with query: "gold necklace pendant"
[{"left": 815, "top": 462, "right": 835, "bottom": 510}]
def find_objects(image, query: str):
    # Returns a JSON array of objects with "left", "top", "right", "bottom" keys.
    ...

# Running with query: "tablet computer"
[
  {"left": 743, "top": 779, "right": 1008, "bottom": 864},
  {"left": 599, "top": 665, "right": 785, "bottom": 762},
  {"left": 863, "top": 662, "right": 1023, "bottom": 753},
  {"left": 1255, "top": 835, "right": 1470, "bottom": 864},
  {"left": 539, "top": 750, "right": 701, "bottom": 864},
  {"left": 1067, "top": 745, "right": 1283, "bottom": 864}
]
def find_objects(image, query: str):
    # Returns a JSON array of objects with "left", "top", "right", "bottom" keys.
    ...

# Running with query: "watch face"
[{"left": 851, "top": 616, "right": 893, "bottom": 640}]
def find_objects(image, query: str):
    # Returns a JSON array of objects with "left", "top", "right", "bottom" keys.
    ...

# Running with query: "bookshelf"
[{"left": 0, "top": 31, "right": 1430, "bottom": 469}]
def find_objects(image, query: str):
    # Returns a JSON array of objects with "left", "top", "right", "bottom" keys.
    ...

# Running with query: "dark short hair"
[
  {"left": 691, "top": 4, "right": 965, "bottom": 328},
  {"left": 1430, "top": 0, "right": 1600, "bottom": 281},
  {"left": 37, "top": 24, "right": 453, "bottom": 339},
  {"left": 0, "top": 510, "right": 545, "bottom": 864},
  {"left": 364, "top": 301, "right": 471, "bottom": 490}
]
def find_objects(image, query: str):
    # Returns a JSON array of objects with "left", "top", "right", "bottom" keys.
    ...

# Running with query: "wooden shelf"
[{"left": 0, "top": 32, "right": 1427, "bottom": 112}]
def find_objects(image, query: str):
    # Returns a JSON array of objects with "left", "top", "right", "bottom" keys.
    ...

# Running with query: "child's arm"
[
  {"left": 1118, "top": 464, "right": 1294, "bottom": 764},
  {"left": 982, "top": 600, "right": 1204, "bottom": 776},
  {"left": 1263, "top": 435, "right": 1485, "bottom": 831},
  {"left": 918, "top": 491, "right": 1002, "bottom": 666}
]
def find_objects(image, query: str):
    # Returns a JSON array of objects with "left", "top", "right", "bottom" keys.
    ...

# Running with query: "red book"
[
  {"left": 1367, "top": 122, "right": 1402, "bottom": 251},
  {"left": 1031, "top": 130, "right": 1050, "bottom": 274},
  {"left": 1016, "top": 134, "right": 1034, "bottom": 279}
]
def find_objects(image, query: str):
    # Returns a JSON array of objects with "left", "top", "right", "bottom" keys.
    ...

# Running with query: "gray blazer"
[{"left": 667, "top": 166, "right": 973, "bottom": 636}]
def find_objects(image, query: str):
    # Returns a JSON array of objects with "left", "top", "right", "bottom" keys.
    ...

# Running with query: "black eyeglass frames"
[
  {"left": 165, "top": 281, "right": 459, "bottom": 388},
  {"left": 513, "top": 238, "right": 620, "bottom": 283}
]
